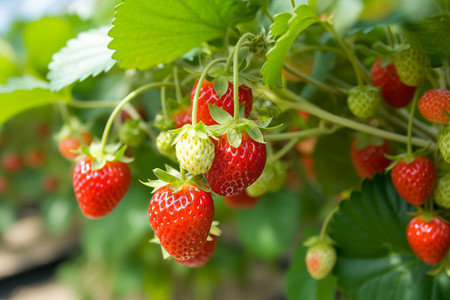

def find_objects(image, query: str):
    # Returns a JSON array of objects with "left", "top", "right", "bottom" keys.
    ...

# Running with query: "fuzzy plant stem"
[
  {"left": 173, "top": 65, "right": 183, "bottom": 102},
  {"left": 319, "top": 206, "right": 339, "bottom": 240},
  {"left": 100, "top": 82, "right": 176, "bottom": 154},
  {"left": 406, "top": 89, "right": 421, "bottom": 155},
  {"left": 191, "top": 58, "right": 228, "bottom": 125}
]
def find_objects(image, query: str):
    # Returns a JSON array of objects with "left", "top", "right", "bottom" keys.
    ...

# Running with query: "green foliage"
[
  {"left": 48, "top": 26, "right": 117, "bottom": 91},
  {"left": 108, "top": 0, "right": 251, "bottom": 70},
  {"left": 236, "top": 188, "right": 299, "bottom": 259},
  {"left": 261, "top": 4, "right": 319, "bottom": 88},
  {"left": 329, "top": 174, "right": 450, "bottom": 300}
]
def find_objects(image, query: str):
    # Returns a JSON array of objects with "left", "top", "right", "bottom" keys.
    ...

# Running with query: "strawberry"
[
  {"left": 148, "top": 183, "right": 214, "bottom": 261},
  {"left": 59, "top": 132, "right": 93, "bottom": 161},
  {"left": 391, "top": 156, "right": 436, "bottom": 206},
  {"left": 394, "top": 47, "right": 428, "bottom": 87},
  {"left": 73, "top": 157, "right": 131, "bottom": 219},
  {"left": 246, "top": 160, "right": 286, "bottom": 197},
  {"left": 191, "top": 80, "right": 253, "bottom": 126},
  {"left": 1, "top": 153, "right": 22, "bottom": 173},
  {"left": 439, "top": 125, "right": 450, "bottom": 163},
  {"left": 351, "top": 139, "right": 390, "bottom": 179},
  {"left": 434, "top": 172, "right": 450, "bottom": 209},
  {"left": 305, "top": 241, "right": 337, "bottom": 280},
  {"left": 119, "top": 120, "right": 145, "bottom": 147},
  {"left": 406, "top": 215, "right": 450, "bottom": 265},
  {"left": 205, "top": 132, "right": 266, "bottom": 197},
  {"left": 175, "top": 134, "right": 215, "bottom": 175},
  {"left": 418, "top": 89, "right": 450, "bottom": 124},
  {"left": 371, "top": 59, "right": 416, "bottom": 108},
  {"left": 156, "top": 131, "right": 176, "bottom": 160},
  {"left": 224, "top": 190, "right": 259, "bottom": 209},
  {"left": 347, "top": 85, "right": 381, "bottom": 118},
  {"left": 176, "top": 235, "right": 216, "bottom": 268},
  {"left": 172, "top": 107, "right": 192, "bottom": 129}
]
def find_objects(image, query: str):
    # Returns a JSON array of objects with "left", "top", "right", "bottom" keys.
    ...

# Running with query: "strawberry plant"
[{"left": 1, "top": 0, "right": 450, "bottom": 299}]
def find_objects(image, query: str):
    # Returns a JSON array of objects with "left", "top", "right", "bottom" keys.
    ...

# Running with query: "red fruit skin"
[
  {"left": 371, "top": 59, "right": 416, "bottom": 108},
  {"left": 176, "top": 235, "right": 216, "bottom": 268},
  {"left": 407, "top": 215, "right": 450, "bottom": 265},
  {"left": 149, "top": 184, "right": 214, "bottom": 261},
  {"left": 59, "top": 132, "right": 93, "bottom": 161},
  {"left": 224, "top": 190, "right": 259, "bottom": 209},
  {"left": 73, "top": 157, "right": 131, "bottom": 219},
  {"left": 418, "top": 89, "right": 450, "bottom": 124},
  {"left": 1, "top": 153, "right": 22, "bottom": 173},
  {"left": 391, "top": 156, "right": 436, "bottom": 206},
  {"left": 205, "top": 133, "right": 266, "bottom": 197},
  {"left": 191, "top": 80, "right": 253, "bottom": 126},
  {"left": 351, "top": 140, "right": 390, "bottom": 179},
  {"left": 172, "top": 107, "right": 193, "bottom": 129}
]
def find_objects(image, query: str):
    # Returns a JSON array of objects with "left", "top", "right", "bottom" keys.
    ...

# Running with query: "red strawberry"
[
  {"left": 59, "top": 132, "right": 93, "bottom": 161},
  {"left": 407, "top": 215, "right": 450, "bottom": 265},
  {"left": 73, "top": 157, "right": 131, "bottom": 219},
  {"left": 351, "top": 139, "right": 390, "bottom": 179},
  {"left": 191, "top": 80, "right": 253, "bottom": 126},
  {"left": 205, "top": 132, "right": 266, "bottom": 197},
  {"left": 418, "top": 89, "right": 450, "bottom": 124},
  {"left": 1, "top": 153, "right": 22, "bottom": 173},
  {"left": 172, "top": 107, "right": 192, "bottom": 129},
  {"left": 176, "top": 235, "right": 216, "bottom": 268},
  {"left": 149, "top": 183, "right": 214, "bottom": 261},
  {"left": 391, "top": 156, "right": 436, "bottom": 206},
  {"left": 371, "top": 59, "right": 416, "bottom": 108},
  {"left": 224, "top": 190, "right": 259, "bottom": 209}
]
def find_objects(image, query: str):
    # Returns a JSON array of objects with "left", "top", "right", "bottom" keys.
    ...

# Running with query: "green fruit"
[
  {"left": 246, "top": 160, "right": 286, "bottom": 197},
  {"left": 305, "top": 242, "right": 337, "bottom": 280},
  {"left": 439, "top": 125, "right": 450, "bottom": 164},
  {"left": 175, "top": 135, "right": 215, "bottom": 175},
  {"left": 434, "top": 172, "right": 450, "bottom": 209},
  {"left": 347, "top": 86, "right": 381, "bottom": 118},
  {"left": 119, "top": 120, "right": 145, "bottom": 146},
  {"left": 394, "top": 47, "right": 428, "bottom": 87},
  {"left": 156, "top": 131, "right": 176, "bottom": 160}
]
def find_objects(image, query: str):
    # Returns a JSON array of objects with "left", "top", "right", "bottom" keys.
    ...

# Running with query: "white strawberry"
[{"left": 176, "top": 134, "right": 215, "bottom": 175}]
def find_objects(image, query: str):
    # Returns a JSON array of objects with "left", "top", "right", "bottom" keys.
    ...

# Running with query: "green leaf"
[
  {"left": 227, "top": 128, "right": 242, "bottom": 148},
  {"left": 261, "top": 4, "right": 319, "bottom": 88},
  {"left": 285, "top": 229, "right": 337, "bottom": 300},
  {"left": 246, "top": 127, "right": 265, "bottom": 144},
  {"left": 329, "top": 174, "right": 450, "bottom": 300},
  {"left": 213, "top": 75, "right": 229, "bottom": 97},
  {"left": 24, "top": 17, "right": 74, "bottom": 74},
  {"left": 0, "top": 78, "right": 68, "bottom": 125},
  {"left": 269, "top": 12, "right": 292, "bottom": 36},
  {"left": 236, "top": 188, "right": 299, "bottom": 259},
  {"left": 209, "top": 104, "right": 233, "bottom": 124},
  {"left": 312, "top": 130, "right": 360, "bottom": 196},
  {"left": 47, "top": 26, "right": 117, "bottom": 92},
  {"left": 109, "top": 0, "right": 240, "bottom": 70},
  {"left": 154, "top": 168, "right": 181, "bottom": 184}
]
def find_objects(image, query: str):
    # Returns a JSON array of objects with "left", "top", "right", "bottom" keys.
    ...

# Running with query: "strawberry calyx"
[
  {"left": 78, "top": 142, "right": 133, "bottom": 171},
  {"left": 384, "top": 146, "right": 433, "bottom": 172},
  {"left": 54, "top": 116, "right": 92, "bottom": 142},
  {"left": 405, "top": 208, "right": 446, "bottom": 223},
  {"left": 141, "top": 164, "right": 210, "bottom": 194},
  {"left": 303, "top": 235, "right": 335, "bottom": 248},
  {"left": 170, "top": 121, "right": 217, "bottom": 144}
]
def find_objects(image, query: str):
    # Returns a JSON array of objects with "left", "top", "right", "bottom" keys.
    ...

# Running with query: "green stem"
[
  {"left": 100, "top": 82, "right": 176, "bottom": 154},
  {"left": 290, "top": 0, "right": 296, "bottom": 9},
  {"left": 262, "top": 6, "right": 275, "bottom": 22},
  {"left": 69, "top": 99, "right": 119, "bottom": 109},
  {"left": 283, "top": 62, "right": 340, "bottom": 96},
  {"left": 173, "top": 65, "right": 183, "bottom": 103},
  {"left": 319, "top": 206, "right": 339, "bottom": 240},
  {"left": 259, "top": 86, "right": 436, "bottom": 150},
  {"left": 180, "top": 167, "right": 186, "bottom": 181},
  {"left": 407, "top": 90, "right": 421, "bottom": 155},
  {"left": 224, "top": 41, "right": 251, "bottom": 73},
  {"left": 292, "top": 45, "right": 346, "bottom": 57},
  {"left": 265, "top": 126, "right": 334, "bottom": 142},
  {"left": 161, "top": 75, "right": 172, "bottom": 124},
  {"left": 123, "top": 104, "right": 156, "bottom": 140},
  {"left": 233, "top": 33, "right": 255, "bottom": 121},
  {"left": 191, "top": 58, "right": 227, "bottom": 125},
  {"left": 57, "top": 102, "right": 71, "bottom": 124},
  {"left": 386, "top": 26, "right": 395, "bottom": 49},
  {"left": 387, "top": 106, "right": 438, "bottom": 141}
]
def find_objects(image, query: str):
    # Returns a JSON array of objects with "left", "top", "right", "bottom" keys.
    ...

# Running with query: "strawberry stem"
[
  {"left": 173, "top": 65, "right": 183, "bottom": 103},
  {"left": 233, "top": 33, "right": 255, "bottom": 122},
  {"left": 161, "top": 75, "right": 172, "bottom": 124},
  {"left": 191, "top": 58, "right": 227, "bottom": 126},
  {"left": 180, "top": 166, "right": 186, "bottom": 181},
  {"left": 290, "top": 0, "right": 295, "bottom": 9},
  {"left": 407, "top": 89, "right": 421, "bottom": 155},
  {"left": 319, "top": 206, "right": 339, "bottom": 240},
  {"left": 100, "top": 82, "right": 176, "bottom": 155}
]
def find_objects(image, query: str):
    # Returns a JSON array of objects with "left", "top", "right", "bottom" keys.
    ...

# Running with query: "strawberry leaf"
[
  {"left": 213, "top": 75, "right": 229, "bottom": 97},
  {"left": 328, "top": 174, "right": 450, "bottom": 300},
  {"left": 261, "top": 4, "right": 319, "bottom": 88},
  {"left": 48, "top": 26, "right": 116, "bottom": 92}
]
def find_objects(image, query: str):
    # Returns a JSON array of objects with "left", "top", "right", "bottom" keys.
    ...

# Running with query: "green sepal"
[
  {"left": 154, "top": 168, "right": 181, "bottom": 184},
  {"left": 209, "top": 104, "right": 234, "bottom": 125},
  {"left": 228, "top": 128, "right": 242, "bottom": 148},
  {"left": 303, "top": 235, "right": 335, "bottom": 247},
  {"left": 78, "top": 142, "right": 133, "bottom": 171},
  {"left": 213, "top": 75, "right": 229, "bottom": 97},
  {"left": 170, "top": 121, "right": 217, "bottom": 145},
  {"left": 246, "top": 127, "right": 265, "bottom": 144}
]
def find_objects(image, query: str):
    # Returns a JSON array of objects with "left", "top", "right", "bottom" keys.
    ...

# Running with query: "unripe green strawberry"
[
  {"left": 176, "top": 135, "right": 215, "bottom": 175},
  {"left": 119, "top": 120, "right": 145, "bottom": 147},
  {"left": 434, "top": 172, "right": 450, "bottom": 209},
  {"left": 439, "top": 125, "right": 450, "bottom": 163},
  {"left": 347, "top": 86, "right": 381, "bottom": 118},
  {"left": 156, "top": 131, "right": 176, "bottom": 160},
  {"left": 305, "top": 242, "right": 337, "bottom": 280},
  {"left": 246, "top": 160, "right": 286, "bottom": 197},
  {"left": 394, "top": 47, "right": 428, "bottom": 87}
]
